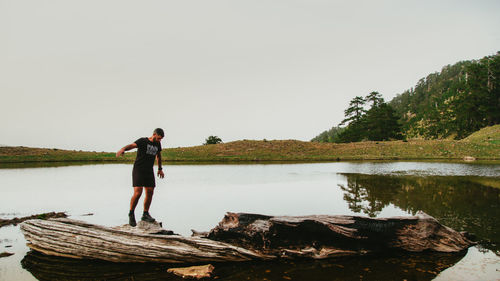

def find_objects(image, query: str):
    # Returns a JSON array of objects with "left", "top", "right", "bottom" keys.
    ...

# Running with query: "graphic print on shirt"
[{"left": 146, "top": 144, "right": 158, "bottom": 156}]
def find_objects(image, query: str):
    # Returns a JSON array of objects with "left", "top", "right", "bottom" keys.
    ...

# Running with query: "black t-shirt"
[{"left": 133, "top": 137, "right": 162, "bottom": 171}]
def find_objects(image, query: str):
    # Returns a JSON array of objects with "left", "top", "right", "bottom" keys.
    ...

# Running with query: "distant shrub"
[
  {"left": 204, "top": 136, "right": 223, "bottom": 145},
  {"left": 36, "top": 214, "right": 47, "bottom": 219}
]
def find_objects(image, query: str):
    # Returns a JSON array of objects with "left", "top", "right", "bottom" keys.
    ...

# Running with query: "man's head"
[{"left": 152, "top": 128, "right": 164, "bottom": 142}]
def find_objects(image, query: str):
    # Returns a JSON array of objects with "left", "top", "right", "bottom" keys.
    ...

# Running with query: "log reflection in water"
[
  {"left": 21, "top": 250, "right": 465, "bottom": 281},
  {"left": 21, "top": 251, "right": 173, "bottom": 281},
  {"left": 339, "top": 173, "right": 500, "bottom": 252}
]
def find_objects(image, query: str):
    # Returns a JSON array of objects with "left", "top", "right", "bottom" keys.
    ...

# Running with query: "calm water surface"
[{"left": 0, "top": 162, "right": 499, "bottom": 280}]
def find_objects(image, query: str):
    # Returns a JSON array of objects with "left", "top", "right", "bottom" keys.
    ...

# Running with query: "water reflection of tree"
[
  {"left": 339, "top": 175, "right": 365, "bottom": 213},
  {"left": 339, "top": 174, "right": 401, "bottom": 217},
  {"left": 339, "top": 173, "right": 500, "bottom": 253}
]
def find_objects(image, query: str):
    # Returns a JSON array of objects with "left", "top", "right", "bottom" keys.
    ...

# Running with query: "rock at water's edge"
[
  {"left": 0, "top": 252, "right": 14, "bottom": 258},
  {"left": 167, "top": 264, "right": 215, "bottom": 279}
]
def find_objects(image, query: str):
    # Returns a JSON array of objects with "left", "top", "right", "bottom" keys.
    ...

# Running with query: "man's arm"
[
  {"left": 156, "top": 153, "right": 164, "bottom": 178},
  {"left": 116, "top": 143, "right": 138, "bottom": 157}
]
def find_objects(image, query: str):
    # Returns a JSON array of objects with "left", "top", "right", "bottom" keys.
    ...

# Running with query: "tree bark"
[
  {"left": 206, "top": 211, "right": 474, "bottom": 259},
  {"left": 20, "top": 211, "right": 473, "bottom": 263}
]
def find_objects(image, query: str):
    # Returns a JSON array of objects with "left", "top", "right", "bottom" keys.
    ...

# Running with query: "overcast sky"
[{"left": 1, "top": 0, "right": 499, "bottom": 151}]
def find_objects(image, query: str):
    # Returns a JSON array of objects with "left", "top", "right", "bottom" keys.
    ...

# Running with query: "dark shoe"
[
  {"left": 141, "top": 212, "right": 156, "bottom": 223},
  {"left": 129, "top": 213, "right": 137, "bottom": 227}
]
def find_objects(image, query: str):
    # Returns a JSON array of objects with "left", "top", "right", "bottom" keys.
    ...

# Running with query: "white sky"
[{"left": 1, "top": 0, "right": 499, "bottom": 151}]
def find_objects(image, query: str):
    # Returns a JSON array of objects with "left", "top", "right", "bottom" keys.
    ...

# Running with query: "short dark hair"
[{"left": 154, "top": 128, "right": 165, "bottom": 137}]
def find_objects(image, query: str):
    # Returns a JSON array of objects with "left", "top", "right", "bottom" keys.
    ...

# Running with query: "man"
[{"left": 116, "top": 128, "right": 165, "bottom": 226}]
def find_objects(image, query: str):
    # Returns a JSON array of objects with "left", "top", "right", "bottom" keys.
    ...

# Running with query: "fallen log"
[
  {"left": 206, "top": 211, "right": 474, "bottom": 259},
  {"left": 20, "top": 219, "right": 271, "bottom": 263},
  {"left": 20, "top": 211, "right": 473, "bottom": 263},
  {"left": 0, "top": 212, "right": 66, "bottom": 228}
]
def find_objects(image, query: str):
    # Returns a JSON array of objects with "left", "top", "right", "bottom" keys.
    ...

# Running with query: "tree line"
[
  {"left": 312, "top": 51, "right": 500, "bottom": 143},
  {"left": 312, "top": 91, "right": 401, "bottom": 143}
]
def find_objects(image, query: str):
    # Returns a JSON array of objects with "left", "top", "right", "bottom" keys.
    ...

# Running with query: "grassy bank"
[
  {"left": 1, "top": 125, "right": 499, "bottom": 164},
  {"left": 0, "top": 146, "right": 132, "bottom": 163}
]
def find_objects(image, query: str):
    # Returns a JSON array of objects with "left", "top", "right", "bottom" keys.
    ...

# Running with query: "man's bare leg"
[
  {"left": 142, "top": 187, "right": 155, "bottom": 222},
  {"left": 143, "top": 187, "right": 154, "bottom": 211},
  {"left": 129, "top": 187, "right": 143, "bottom": 226},
  {"left": 130, "top": 187, "right": 143, "bottom": 211}
]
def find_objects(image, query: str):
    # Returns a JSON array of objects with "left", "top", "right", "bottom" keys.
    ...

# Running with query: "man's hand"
[
  {"left": 157, "top": 169, "right": 165, "bottom": 179},
  {"left": 116, "top": 143, "right": 137, "bottom": 157},
  {"left": 116, "top": 148, "right": 125, "bottom": 157}
]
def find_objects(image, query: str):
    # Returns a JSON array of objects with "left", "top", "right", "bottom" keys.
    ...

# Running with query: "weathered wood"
[
  {"left": 0, "top": 212, "right": 66, "bottom": 228},
  {"left": 20, "top": 211, "right": 473, "bottom": 263},
  {"left": 20, "top": 218, "right": 274, "bottom": 263},
  {"left": 206, "top": 211, "right": 474, "bottom": 259}
]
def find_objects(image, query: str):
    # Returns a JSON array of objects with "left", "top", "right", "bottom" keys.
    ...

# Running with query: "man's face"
[{"left": 152, "top": 133, "right": 163, "bottom": 142}]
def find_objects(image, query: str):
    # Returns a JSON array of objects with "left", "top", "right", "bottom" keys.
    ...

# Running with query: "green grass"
[
  {"left": 1, "top": 125, "right": 499, "bottom": 164},
  {"left": 162, "top": 138, "right": 499, "bottom": 162},
  {"left": 0, "top": 146, "right": 136, "bottom": 163},
  {"left": 463, "top": 125, "right": 500, "bottom": 143}
]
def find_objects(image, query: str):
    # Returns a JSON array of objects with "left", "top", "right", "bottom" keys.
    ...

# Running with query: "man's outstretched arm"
[{"left": 116, "top": 143, "right": 138, "bottom": 157}]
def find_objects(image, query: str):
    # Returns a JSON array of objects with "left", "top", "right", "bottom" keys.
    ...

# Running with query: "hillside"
[
  {"left": 390, "top": 51, "right": 500, "bottom": 139},
  {"left": 312, "top": 51, "right": 500, "bottom": 143},
  {"left": 163, "top": 125, "right": 499, "bottom": 161},
  {"left": 462, "top": 124, "right": 500, "bottom": 144}
]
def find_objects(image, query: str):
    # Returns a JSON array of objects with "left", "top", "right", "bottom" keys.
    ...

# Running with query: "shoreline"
[
  {"left": 1, "top": 157, "right": 500, "bottom": 163},
  {"left": 1, "top": 148, "right": 499, "bottom": 166},
  {"left": 3, "top": 159, "right": 500, "bottom": 171}
]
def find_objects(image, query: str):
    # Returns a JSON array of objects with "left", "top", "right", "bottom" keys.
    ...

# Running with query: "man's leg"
[
  {"left": 129, "top": 187, "right": 143, "bottom": 226},
  {"left": 142, "top": 187, "right": 155, "bottom": 222},
  {"left": 130, "top": 187, "right": 143, "bottom": 211},
  {"left": 143, "top": 187, "right": 154, "bottom": 211}
]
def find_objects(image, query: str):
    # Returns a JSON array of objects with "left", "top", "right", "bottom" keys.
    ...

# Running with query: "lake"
[{"left": 0, "top": 161, "right": 499, "bottom": 280}]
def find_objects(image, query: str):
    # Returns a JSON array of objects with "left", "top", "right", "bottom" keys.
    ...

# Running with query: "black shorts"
[{"left": 132, "top": 167, "right": 155, "bottom": 188}]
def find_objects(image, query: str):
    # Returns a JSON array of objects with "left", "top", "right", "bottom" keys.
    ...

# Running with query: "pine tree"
[
  {"left": 364, "top": 103, "right": 401, "bottom": 141},
  {"left": 340, "top": 96, "right": 366, "bottom": 126},
  {"left": 365, "top": 91, "right": 384, "bottom": 107}
]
